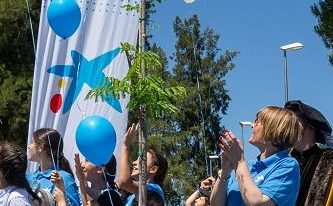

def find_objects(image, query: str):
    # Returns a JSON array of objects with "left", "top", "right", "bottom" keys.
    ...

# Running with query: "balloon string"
[
  {"left": 24, "top": 0, "right": 36, "bottom": 56},
  {"left": 47, "top": 134, "right": 57, "bottom": 171},
  {"left": 77, "top": 102, "right": 86, "bottom": 117},
  {"left": 102, "top": 167, "right": 114, "bottom": 206}
]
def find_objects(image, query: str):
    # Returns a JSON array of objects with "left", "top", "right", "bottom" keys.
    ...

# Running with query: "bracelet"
[
  {"left": 217, "top": 169, "right": 230, "bottom": 182},
  {"left": 195, "top": 189, "right": 200, "bottom": 198}
]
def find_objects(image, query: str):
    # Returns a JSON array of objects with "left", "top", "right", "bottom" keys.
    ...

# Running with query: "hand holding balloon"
[{"left": 50, "top": 171, "right": 65, "bottom": 193}]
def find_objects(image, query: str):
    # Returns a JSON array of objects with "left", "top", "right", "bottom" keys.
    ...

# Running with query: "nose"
[{"left": 133, "top": 159, "right": 139, "bottom": 165}]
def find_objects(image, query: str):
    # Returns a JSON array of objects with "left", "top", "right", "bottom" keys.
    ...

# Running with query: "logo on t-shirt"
[{"left": 254, "top": 174, "right": 264, "bottom": 183}]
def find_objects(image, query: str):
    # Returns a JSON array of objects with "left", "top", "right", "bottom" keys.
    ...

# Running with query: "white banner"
[{"left": 28, "top": 0, "right": 139, "bottom": 175}]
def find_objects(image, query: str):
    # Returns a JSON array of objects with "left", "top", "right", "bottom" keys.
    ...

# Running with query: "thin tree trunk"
[
  {"left": 138, "top": 0, "right": 147, "bottom": 205},
  {"left": 138, "top": 106, "right": 147, "bottom": 206}
]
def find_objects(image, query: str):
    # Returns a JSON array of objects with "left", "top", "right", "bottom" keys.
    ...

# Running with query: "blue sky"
[{"left": 151, "top": 0, "right": 333, "bottom": 160}]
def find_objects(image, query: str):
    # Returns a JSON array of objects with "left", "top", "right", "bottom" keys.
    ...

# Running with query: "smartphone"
[{"left": 198, "top": 187, "right": 211, "bottom": 198}]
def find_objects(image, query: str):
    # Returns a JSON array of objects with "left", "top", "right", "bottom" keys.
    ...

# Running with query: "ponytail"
[{"left": 59, "top": 153, "right": 74, "bottom": 177}]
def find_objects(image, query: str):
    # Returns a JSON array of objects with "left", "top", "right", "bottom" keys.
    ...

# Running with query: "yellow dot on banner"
[{"left": 58, "top": 79, "right": 66, "bottom": 88}]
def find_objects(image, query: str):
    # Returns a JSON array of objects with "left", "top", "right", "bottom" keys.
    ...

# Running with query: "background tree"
[
  {"left": 312, "top": 0, "right": 333, "bottom": 66},
  {"left": 0, "top": 0, "right": 40, "bottom": 144},
  {"left": 147, "top": 15, "right": 238, "bottom": 204}
]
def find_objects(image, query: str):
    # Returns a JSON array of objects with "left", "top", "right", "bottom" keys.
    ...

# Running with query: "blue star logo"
[{"left": 47, "top": 48, "right": 122, "bottom": 114}]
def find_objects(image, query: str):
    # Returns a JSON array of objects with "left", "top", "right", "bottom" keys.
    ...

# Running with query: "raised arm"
[
  {"left": 74, "top": 154, "right": 90, "bottom": 205},
  {"left": 210, "top": 153, "right": 232, "bottom": 206},
  {"left": 220, "top": 131, "right": 274, "bottom": 206},
  {"left": 117, "top": 123, "right": 139, "bottom": 194}
]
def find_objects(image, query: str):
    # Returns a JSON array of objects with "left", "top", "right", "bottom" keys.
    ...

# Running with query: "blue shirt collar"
[
  {"left": 260, "top": 149, "right": 289, "bottom": 168},
  {"left": 35, "top": 167, "right": 59, "bottom": 178}
]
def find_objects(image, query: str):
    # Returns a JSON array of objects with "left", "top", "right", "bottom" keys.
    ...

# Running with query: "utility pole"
[{"left": 138, "top": 0, "right": 147, "bottom": 205}]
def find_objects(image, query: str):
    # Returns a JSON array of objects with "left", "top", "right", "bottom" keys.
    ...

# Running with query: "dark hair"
[
  {"left": 97, "top": 189, "right": 124, "bottom": 206},
  {"left": 133, "top": 190, "right": 164, "bottom": 206},
  {"left": 0, "top": 142, "right": 41, "bottom": 204},
  {"left": 148, "top": 149, "right": 168, "bottom": 187},
  {"left": 104, "top": 155, "right": 117, "bottom": 189},
  {"left": 33, "top": 128, "right": 74, "bottom": 176}
]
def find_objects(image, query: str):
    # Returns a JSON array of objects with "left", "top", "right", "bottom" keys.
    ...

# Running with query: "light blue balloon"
[
  {"left": 76, "top": 116, "right": 117, "bottom": 166},
  {"left": 47, "top": 0, "right": 81, "bottom": 38}
]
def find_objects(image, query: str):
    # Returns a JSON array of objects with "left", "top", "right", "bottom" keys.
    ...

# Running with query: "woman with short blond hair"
[{"left": 210, "top": 106, "right": 302, "bottom": 206}]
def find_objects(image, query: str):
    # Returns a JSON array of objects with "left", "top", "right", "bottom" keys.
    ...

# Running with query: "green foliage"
[
  {"left": 147, "top": 15, "right": 238, "bottom": 204},
  {"left": 87, "top": 42, "right": 186, "bottom": 117},
  {"left": 121, "top": 3, "right": 141, "bottom": 13},
  {"left": 0, "top": 0, "right": 40, "bottom": 145},
  {"left": 0, "top": 66, "right": 32, "bottom": 145},
  {"left": 312, "top": 0, "right": 333, "bottom": 66}
]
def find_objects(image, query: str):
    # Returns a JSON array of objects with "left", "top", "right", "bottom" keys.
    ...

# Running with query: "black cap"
[{"left": 285, "top": 100, "right": 332, "bottom": 144}]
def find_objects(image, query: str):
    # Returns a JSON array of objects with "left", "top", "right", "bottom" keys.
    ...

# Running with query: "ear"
[
  {"left": 96, "top": 167, "right": 103, "bottom": 174},
  {"left": 37, "top": 144, "right": 44, "bottom": 153},
  {"left": 149, "top": 165, "right": 158, "bottom": 175}
]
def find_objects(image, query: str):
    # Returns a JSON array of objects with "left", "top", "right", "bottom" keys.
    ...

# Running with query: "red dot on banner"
[{"left": 50, "top": 94, "right": 63, "bottom": 113}]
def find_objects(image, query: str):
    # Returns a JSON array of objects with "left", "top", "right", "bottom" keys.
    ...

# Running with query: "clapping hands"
[{"left": 218, "top": 130, "right": 244, "bottom": 170}]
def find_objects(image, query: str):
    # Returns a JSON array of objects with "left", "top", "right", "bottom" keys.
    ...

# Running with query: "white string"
[
  {"left": 24, "top": 0, "right": 36, "bottom": 56},
  {"left": 56, "top": 133, "right": 62, "bottom": 170},
  {"left": 77, "top": 102, "right": 86, "bottom": 118},
  {"left": 47, "top": 132, "right": 62, "bottom": 170},
  {"left": 102, "top": 167, "right": 114, "bottom": 206},
  {"left": 47, "top": 134, "right": 57, "bottom": 171},
  {"left": 192, "top": 40, "right": 209, "bottom": 176}
]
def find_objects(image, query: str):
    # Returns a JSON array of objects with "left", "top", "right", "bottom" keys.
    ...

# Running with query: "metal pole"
[
  {"left": 138, "top": 0, "right": 147, "bottom": 205},
  {"left": 241, "top": 125, "right": 244, "bottom": 149},
  {"left": 209, "top": 158, "right": 213, "bottom": 177},
  {"left": 283, "top": 50, "right": 288, "bottom": 103}
]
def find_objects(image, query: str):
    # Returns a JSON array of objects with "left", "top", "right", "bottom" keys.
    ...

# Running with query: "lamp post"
[
  {"left": 239, "top": 121, "right": 252, "bottom": 149},
  {"left": 209, "top": 155, "right": 219, "bottom": 177},
  {"left": 280, "top": 42, "right": 304, "bottom": 103}
]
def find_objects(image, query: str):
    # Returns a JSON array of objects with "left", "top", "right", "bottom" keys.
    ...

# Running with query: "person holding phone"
[
  {"left": 186, "top": 177, "right": 215, "bottom": 206},
  {"left": 210, "top": 106, "right": 302, "bottom": 206}
]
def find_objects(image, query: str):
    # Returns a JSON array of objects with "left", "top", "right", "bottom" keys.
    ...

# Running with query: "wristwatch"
[{"left": 217, "top": 169, "right": 230, "bottom": 182}]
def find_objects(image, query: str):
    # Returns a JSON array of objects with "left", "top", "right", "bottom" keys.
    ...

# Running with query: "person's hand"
[
  {"left": 200, "top": 176, "right": 215, "bottom": 190},
  {"left": 53, "top": 187, "right": 66, "bottom": 206},
  {"left": 219, "top": 130, "right": 245, "bottom": 169},
  {"left": 50, "top": 171, "right": 65, "bottom": 192},
  {"left": 74, "top": 153, "right": 86, "bottom": 183},
  {"left": 122, "top": 123, "right": 139, "bottom": 146}
]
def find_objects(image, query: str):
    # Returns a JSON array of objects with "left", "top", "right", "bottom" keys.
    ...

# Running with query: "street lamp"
[
  {"left": 239, "top": 121, "right": 252, "bottom": 148},
  {"left": 280, "top": 42, "right": 304, "bottom": 103},
  {"left": 208, "top": 155, "right": 219, "bottom": 177}
]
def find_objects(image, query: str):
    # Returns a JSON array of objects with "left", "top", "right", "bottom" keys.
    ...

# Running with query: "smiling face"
[{"left": 131, "top": 152, "right": 157, "bottom": 181}]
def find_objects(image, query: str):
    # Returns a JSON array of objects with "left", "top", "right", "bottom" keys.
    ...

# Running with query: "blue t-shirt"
[
  {"left": 27, "top": 168, "right": 81, "bottom": 206},
  {"left": 226, "top": 150, "right": 300, "bottom": 206},
  {"left": 125, "top": 183, "right": 164, "bottom": 206}
]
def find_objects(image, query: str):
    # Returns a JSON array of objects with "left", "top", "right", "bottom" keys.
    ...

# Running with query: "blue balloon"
[
  {"left": 47, "top": 0, "right": 81, "bottom": 38},
  {"left": 76, "top": 116, "right": 117, "bottom": 166}
]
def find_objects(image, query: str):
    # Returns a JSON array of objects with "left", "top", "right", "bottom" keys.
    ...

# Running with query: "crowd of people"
[
  {"left": 0, "top": 99, "right": 332, "bottom": 206},
  {"left": 0, "top": 123, "right": 167, "bottom": 205}
]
